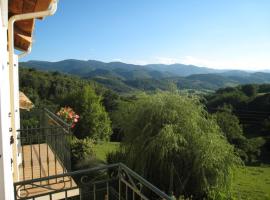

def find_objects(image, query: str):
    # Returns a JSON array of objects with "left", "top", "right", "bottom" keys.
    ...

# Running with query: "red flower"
[{"left": 57, "top": 106, "right": 79, "bottom": 128}]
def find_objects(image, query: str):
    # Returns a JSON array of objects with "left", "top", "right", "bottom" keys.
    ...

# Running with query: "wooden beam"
[
  {"left": 23, "top": 0, "right": 37, "bottom": 13},
  {"left": 14, "top": 32, "right": 32, "bottom": 51},
  {"left": 14, "top": 19, "right": 34, "bottom": 34},
  {"left": 35, "top": 0, "right": 53, "bottom": 12},
  {"left": 8, "top": 0, "right": 24, "bottom": 14},
  {"left": 8, "top": 0, "right": 53, "bottom": 51},
  {"left": 9, "top": 0, "right": 53, "bottom": 14}
]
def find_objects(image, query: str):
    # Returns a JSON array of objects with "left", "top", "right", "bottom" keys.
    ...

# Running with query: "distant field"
[
  {"left": 233, "top": 166, "right": 270, "bottom": 200},
  {"left": 93, "top": 142, "right": 120, "bottom": 161}
]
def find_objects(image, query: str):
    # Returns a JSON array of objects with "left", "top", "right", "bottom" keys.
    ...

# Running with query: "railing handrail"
[
  {"left": 43, "top": 107, "right": 71, "bottom": 129},
  {"left": 14, "top": 163, "right": 119, "bottom": 185},
  {"left": 14, "top": 163, "right": 172, "bottom": 200},
  {"left": 119, "top": 163, "right": 172, "bottom": 200},
  {"left": 17, "top": 125, "right": 67, "bottom": 132}
]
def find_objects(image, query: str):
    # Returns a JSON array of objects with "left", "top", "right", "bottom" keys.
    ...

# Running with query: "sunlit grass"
[
  {"left": 93, "top": 142, "right": 120, "bottom": 161},
  {"left": 93, "top": 142, "right": 270, "bottom": 199},
  {"left": 233, "top": 166, "right": 270, "bottom": 200}
]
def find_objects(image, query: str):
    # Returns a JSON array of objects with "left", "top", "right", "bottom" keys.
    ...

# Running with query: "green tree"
[
  {"left": 240, "top": 84, "right": 257, "bottom": 97},
  {"left": 109, "top": 92, "right": 240, "bottom": 199},
  {"left": 214, "top": 110, "right": 249, "bottom": 160},
  {"left": 214, "top": 109, "right": 265, "bottom": 163},
  {"left": 214, "top": 109, "right": 245, "bottom": 144},
  {"left": 62, "top": 86, "right": 112, "bottom": 141}
]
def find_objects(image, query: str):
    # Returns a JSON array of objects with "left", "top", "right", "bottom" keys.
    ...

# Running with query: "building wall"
[
  {"left": 12, "top": 54, "right": 21, "bottom": 180},
  {"left": 0, "top": 0, "right": 15, "bottom": 199}
]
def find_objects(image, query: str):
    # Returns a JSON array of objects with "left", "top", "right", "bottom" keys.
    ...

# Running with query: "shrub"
[{"left": 69, "top": 137, "right": 95, "bottom": 165}]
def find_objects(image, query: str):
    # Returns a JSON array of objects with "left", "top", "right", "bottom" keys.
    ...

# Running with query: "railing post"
[
  {"left": 93, "top": 183, "right": 96, "bottom": 200},
  {"left": 118, "top": 165, "right": 122, "bottom": 200},
  {"left": 13, "top": 184, "right": 17, "bottom": 200},
  {"left": 106, "top": 181, "right": 109, "bottom": 200}
]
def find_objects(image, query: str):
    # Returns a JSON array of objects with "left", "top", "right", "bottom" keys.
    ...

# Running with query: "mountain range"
[{"left": 20, "top": 59, "right": 270, "bottom": 92}]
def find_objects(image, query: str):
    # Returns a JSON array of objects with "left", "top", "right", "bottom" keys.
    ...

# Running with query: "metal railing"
[
  {"left": 14, "top": 163, "right": 172, "bottom": 200},
  {"left": 20, "top": 106, "right": 71, "bottom": 130},
  {"left": 18, "top": 108, "right": 72, "bottom": 183},
  {"left": 42, "top": 108, "right": 72, "bottom": 132},
  {"left": 18, "top": 126, "right": 72, "bottom": 180}
]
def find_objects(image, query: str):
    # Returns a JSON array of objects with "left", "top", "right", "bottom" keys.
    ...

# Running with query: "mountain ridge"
[{"left": 20, "top": 59, "right": 270, "bottom": 92}]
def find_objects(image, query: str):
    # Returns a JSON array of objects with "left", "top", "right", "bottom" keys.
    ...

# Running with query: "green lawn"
[
  {"left": 233, "top": 166, "right": 270, "bottom": 200},
  {"left": 93, "top": 142, "right": 270, "bottom": 199},
  {"left": 93, "top": 142, "right": 120, "bottom": 161}
]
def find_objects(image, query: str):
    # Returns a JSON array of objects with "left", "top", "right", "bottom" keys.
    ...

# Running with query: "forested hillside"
[
  {"left": 20, "top": 67, "right": 270, "bottom": 199},
  {"left": 20, "top": 67, "right": 270, "bottom": 163},
  {"left": 206, "top": 84, "right": 270, "bottom": 163},
  {"left": 20, "top": 60, "right": 270, "bottom": 92}
]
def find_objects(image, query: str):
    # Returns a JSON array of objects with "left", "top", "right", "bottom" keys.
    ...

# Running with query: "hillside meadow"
[{"left": 94, "top": 142, "right": 270, "bottom": 200}]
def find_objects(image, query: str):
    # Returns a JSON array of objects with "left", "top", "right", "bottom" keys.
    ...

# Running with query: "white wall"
[
  {"left": 13, "top": 55, "right": 22, "bottom": 168},
  {"left": 0, "top": 0, "right": 15, "bottom": 199},
  {"left": 0, "top": 0, "right": 7, "bottom": 27}
]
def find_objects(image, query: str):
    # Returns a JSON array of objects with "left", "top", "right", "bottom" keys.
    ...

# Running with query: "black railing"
[
  {"left": 42, "top": 108, "right": 71, "bottom": 132},
  {"left": 16, "top": 108, "right": 171, "bottom": 200},
  {"left": 18, "top": 126, "right": 72, "bottom": 180},
  {"left": 14, "top": 163, "right": 172, "bottom": 200},
  {"left": 18, "top": 107, "right": 72, "bottom": 183}
]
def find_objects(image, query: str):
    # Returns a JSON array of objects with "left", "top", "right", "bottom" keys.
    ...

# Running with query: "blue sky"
[{"left": 23, "top": 0, "right": 270, "bottom": 70}]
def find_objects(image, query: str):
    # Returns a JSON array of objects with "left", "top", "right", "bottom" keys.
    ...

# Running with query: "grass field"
[
  {"left": 93, "top": 142, "right": 120, "bottom": 161},
  {"left": 93, "top": 142, "right": 270, "bottom": 200},
  {"left": 232, "top": 166, "right": 270, "bottom": 200}
]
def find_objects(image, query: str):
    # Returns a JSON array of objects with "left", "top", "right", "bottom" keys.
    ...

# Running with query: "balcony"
[
  {"left": 18, "top": 126, "right": 71, "bottom": 182},
  {"left": 14, "top": 108, "right": 171, "bottom": 200},
  {"left": 14, "top": 163, "right": 171, "bottom": 200}
]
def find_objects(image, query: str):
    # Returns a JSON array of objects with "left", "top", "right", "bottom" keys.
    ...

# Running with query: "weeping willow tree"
[{"left": 108, "top": 92, "right": 241, "bottom": 199}]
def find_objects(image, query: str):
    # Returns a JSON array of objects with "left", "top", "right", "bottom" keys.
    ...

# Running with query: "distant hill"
[
  {"left": 20, "top": 59, "right": 222, "bottom": 78},
  {"left": 20, "top": 59, "right": 270, "bottom": 92}
]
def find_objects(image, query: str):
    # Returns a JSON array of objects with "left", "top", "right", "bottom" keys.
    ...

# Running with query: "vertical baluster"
[
  {"left": 21, "top": 133, "right": 26, "bottom": 188},
  {"left": 126, "top": 184, "right": 128, "bottom": 200},
  {"left": 30, "top": 129, "right": 33, "bottom": 180},
  {"left": 54, "top": 129, "right": 57, "bottom": 180},
  {"left": 119, "top": 179, "right": 121, "bottom": 200},
  {"left": 107, "top": 181, "right": 109, "bottom": 200},
  {"left": 38, "top": 130, "right": 41, "bottom": 180},
  {"left": 139, "top": 184, "right": 142, "bottom": 200},
  {"left": 46, "top": 132, "right": 49, "bottom": 185},
  {"left": 13, "top": 184, "right": 17, "bottom": 200},
  {"left": 62, "top": 130, "right": 65, "bottom": 183},
  {"left": 26, "top": 126, "right": 29, "bottom": 181},
  {"left": 93, "top": 184, "right": 96, "bottom": 200},
  {"left": 132, "top": 191, "right": 135, "bottom": 200}
]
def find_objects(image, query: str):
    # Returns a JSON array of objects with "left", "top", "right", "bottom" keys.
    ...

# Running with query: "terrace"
[{"left": 14, "top": 108, "right": 172, "bottom": 200}]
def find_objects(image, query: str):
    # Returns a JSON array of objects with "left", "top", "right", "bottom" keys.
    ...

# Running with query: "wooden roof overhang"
[{"left": 8, "top": 0, "right": 53, "bottom": 51}]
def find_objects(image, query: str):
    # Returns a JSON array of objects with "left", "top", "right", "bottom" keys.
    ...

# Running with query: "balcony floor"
[
  {"left": 20, "top": 143, "right": 65, "bottom": 180},
  {"left": 18, "top": 143, "right": 78, "bottom": 199}
]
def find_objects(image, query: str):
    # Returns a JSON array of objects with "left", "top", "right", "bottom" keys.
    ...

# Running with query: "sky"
[{"left": 22, "top": 0, "right": 270, "bottom": 70}]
